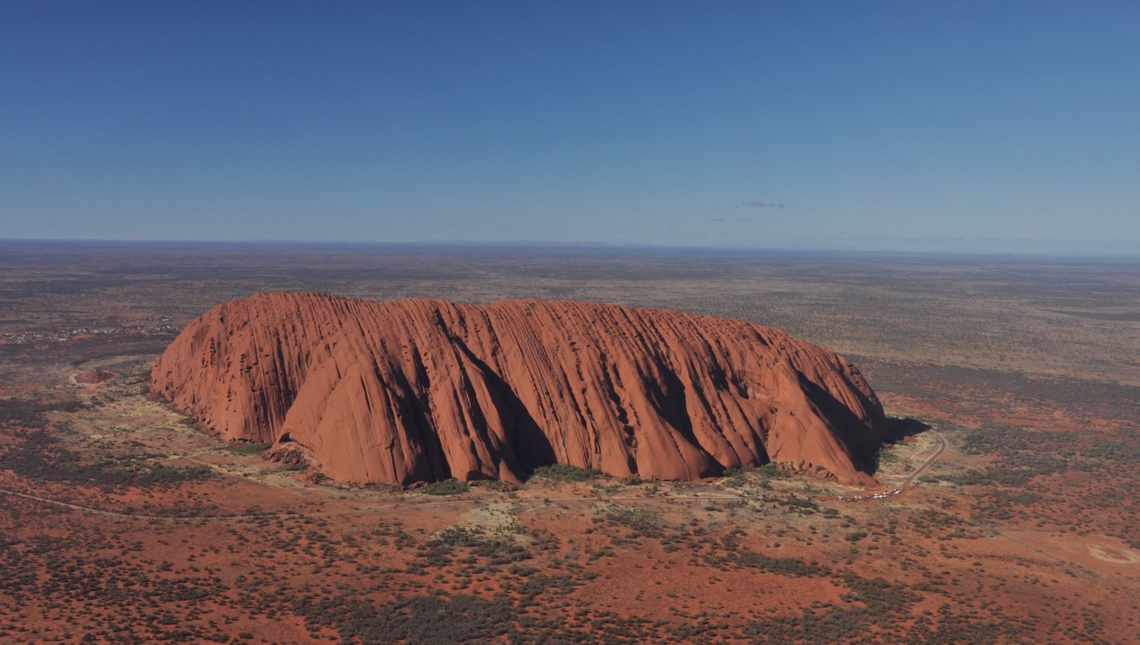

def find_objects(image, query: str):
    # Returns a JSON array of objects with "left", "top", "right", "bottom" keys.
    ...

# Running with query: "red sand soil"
[
  {"left": 5, "top": 251, "right": 1140, "bottom": 644},
  {"left": 2, "top": 342, "right": 1138, "bottom": 643}
]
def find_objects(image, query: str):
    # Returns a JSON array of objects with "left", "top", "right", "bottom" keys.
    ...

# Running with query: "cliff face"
[{"left": 151, "top": 292, "right": 885, "bottom": 486}]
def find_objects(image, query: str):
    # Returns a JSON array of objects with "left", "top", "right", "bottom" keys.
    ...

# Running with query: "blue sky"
[{"left": 2, "top": 1, "right": 1138, "bottom": 249}]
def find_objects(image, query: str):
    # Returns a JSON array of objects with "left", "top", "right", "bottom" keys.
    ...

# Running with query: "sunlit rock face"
[{"left": 152, "top": 292, "right": 885, "bottom": 486}]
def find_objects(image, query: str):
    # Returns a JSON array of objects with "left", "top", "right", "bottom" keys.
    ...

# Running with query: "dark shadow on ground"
[{"left": 866, "top": 417, "right": 933, "bottom": 475}]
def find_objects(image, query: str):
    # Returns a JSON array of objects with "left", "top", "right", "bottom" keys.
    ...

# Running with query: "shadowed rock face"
[{"left": 151, "top": 292, "right": 885, "bottom": 486}]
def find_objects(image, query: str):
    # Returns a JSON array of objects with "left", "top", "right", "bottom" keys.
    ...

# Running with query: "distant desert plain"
[{"left": 1, "top": 241, "right": 1138, "bottom": 644}]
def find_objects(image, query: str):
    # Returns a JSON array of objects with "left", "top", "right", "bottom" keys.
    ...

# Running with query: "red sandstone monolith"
[{"left": 152, "top": 293, "right": 885, "bottom": 485}]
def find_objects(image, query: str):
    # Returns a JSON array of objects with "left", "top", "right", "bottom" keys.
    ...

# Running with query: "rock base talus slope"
[{"left": 151, "top": 293, "right": 885, "bottom": 485}]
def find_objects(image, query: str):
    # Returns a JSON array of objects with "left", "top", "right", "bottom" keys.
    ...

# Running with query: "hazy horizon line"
[{"left": 2, "top": 236, "right": 1138, "bottom": 260}]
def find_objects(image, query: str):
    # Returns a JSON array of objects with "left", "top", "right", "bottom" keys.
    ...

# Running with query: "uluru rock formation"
[{"left": 151, "top": 292, "right": 886, "bottom": 486}]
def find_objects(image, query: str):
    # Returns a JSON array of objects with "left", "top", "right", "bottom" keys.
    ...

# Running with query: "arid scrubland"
[{"left": 1, "top": 242, "right": 1137, "bottom": 644}]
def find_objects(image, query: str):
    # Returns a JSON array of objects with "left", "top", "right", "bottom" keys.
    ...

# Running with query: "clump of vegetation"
[
  {"left": 721, "top": 466, "right": 750, "bottom": 488},
  {"left": 433, "top": 525, "right": 487, "bottom": 547},
  {"left": 603, "top": 505, "right": 664, "bottom": 538},
  {"left": 479, "top": 479, "right": 518, "bottom": 492},
  {"left": 905, "top": 508, "right": 987, "bottom": 540},
  {"left": 531, "top": 463, "right": 606, "bottom": 482},
  {"left": 0, "top": 397, "right": 85, "bottom": 429},
  {"left": 421, "top": 478, "right": 469, "bottom": 495},
  {"left": 960, "top": 424, "right": 1074, "bottom": 469},
  {"left": 946, "top": 423, "right": 1075, "bottom": 489},
  {"left": 872, "top": 445, "right": 901, "bottom": 472},
  {"left": 766, "top": 493, "right": 820, "bottom": 515},
  {"left": 838, "top": 572, "right": 921, "bottom": 614},
  {"left": 224, "top": 441, "right": 273, "bottom": 455},
  {"left": 1082, "top": 438, "right": 1140, "bottom": 463},
  {"left": 961, "top": 423, "right": 1034, "bottom": 455},
  {"left": 944, "top": 467, "right": 1032, "bottom": 487},
  {"left": 436, "top": 526, "right": 527, "bottom": 562},
  {"left": 294, "top": 593, "right": 517, "bottom": 645},
  {"left": 756, "top": 463, "right": 787, "bottom": 479},
  {"left": 413, "top": 525, "right": 530, "bottom": 570},
  {"left": 0, "top": 430, "right": 212, "bottom": 487},
  {"left": 737, "top": 571, "right": 944, "bottom": 643},
  {"left": 729, "top": 550, "right": 828, "bottom": 577}
]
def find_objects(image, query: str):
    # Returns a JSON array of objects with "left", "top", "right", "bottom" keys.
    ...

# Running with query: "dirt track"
[
  {"left": 832, "top": 429, "right": 948, "bottom": 502},
  {"left": 902, "top": 430, "right": 948, "bottom": 492},
  {"left": 0, "top": 430, "right": 950, "bottom": 520},
  {"left": 0, "top": 483, "right": 758, "bottom": 523}
]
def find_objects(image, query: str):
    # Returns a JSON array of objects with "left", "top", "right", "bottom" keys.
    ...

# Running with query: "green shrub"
[
  {"left": 422, "top": 479, "right": 469, "bottom": 495},
  {"left": 757, "top": 463, "right": 787, "bottom": 479},
  {"left": 0, "top": 430, "right": 213, "bottom": 487},
  {"left": 604, "top": 506, "right": 663, "bottom": 538},
  {"left": 731, "top": 550, "right": 828, "bottom": 577},
  {"left": 531, "top": 464, "right": 606, "bottom": 482},
  {"left": 224, "top": 441, "right": 273, "bottom": 455}
]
